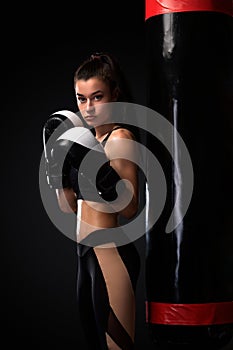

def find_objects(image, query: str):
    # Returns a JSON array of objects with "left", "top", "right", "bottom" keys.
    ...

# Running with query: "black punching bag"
[{"left": 145, "top": 0, "right": 233, "bottom": 348}]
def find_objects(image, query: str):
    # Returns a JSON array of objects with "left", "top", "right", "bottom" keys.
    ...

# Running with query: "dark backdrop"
[
  {"left": 2, "top": 2, "right": 156, "bottom": 349},
  {"left": 2, "top": 3, "right": 233, "bottom": 350}
]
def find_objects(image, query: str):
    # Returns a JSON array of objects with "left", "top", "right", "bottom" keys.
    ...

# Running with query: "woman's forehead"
[{"left": 75, "top": 77, "right": 110, "bottom": 95}]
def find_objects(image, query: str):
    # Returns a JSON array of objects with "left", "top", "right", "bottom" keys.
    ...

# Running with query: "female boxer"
[{"left": 56, "top": 52, "right": 141, "bottom": 350}]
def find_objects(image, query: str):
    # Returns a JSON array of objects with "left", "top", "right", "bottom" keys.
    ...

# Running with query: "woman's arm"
[
  {"left": 105, "top": 129, "right": 139, "bottom": 220},
  {"left": 110, "top": 158, "right": 138, "bottom": 219},
  {"left": 55, "top": 188, "right": 77, "bottom": 213}
]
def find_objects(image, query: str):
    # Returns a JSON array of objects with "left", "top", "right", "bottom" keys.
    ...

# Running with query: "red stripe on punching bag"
[
  {"left": 146, "top": 301, "right": 233, "bottom": 325},
  {"left": 145, "top": 0, "right": 233, "bottom": 20}
]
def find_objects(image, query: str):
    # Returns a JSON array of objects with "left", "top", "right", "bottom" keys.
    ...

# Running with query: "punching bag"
[{"left": 145, "top": 0, "right": 233, "bottom": 348}]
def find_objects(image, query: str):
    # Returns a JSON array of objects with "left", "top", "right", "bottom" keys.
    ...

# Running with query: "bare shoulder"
[
  {"left": 110, "top": 127, "right": 135, "bottom": 141},
  {"left": 104, "top": 127, "right": 137, "bottom": 160}
]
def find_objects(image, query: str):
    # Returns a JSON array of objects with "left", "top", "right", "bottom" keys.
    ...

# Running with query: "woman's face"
[{"left": 75, "top": 77, "right": 116, "bottom": 128}]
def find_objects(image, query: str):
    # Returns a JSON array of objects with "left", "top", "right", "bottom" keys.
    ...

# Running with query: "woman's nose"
[{"left": 86, "top": 99, "right": 94, "bottom": 111}]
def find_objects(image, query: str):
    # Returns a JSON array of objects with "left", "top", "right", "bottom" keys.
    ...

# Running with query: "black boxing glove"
[
  {"left": 96, "top": 162, "right": 122, "bottom": 201},
  {"left": 43, "top": 110, "right": 85, "bottom": 189},
  {"left": 56, "top": 127, "right": 125, "bottom": 202}
]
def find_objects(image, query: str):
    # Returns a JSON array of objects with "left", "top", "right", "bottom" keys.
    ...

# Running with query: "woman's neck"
[{"left": 95, "top": 123, "right": 117, "bottom": 141}]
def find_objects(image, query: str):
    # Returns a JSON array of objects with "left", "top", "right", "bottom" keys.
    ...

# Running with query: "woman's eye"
[
  {"left": 77, "top": 97, "right": 86, "bottom": 103},
  {"left": 94, "top": 94, "right": 103, "bottom": 101}
]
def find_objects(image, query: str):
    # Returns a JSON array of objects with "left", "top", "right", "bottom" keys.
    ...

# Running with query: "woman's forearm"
[{"left": 55, "top": 188, "right": 77, "bottom": 213}]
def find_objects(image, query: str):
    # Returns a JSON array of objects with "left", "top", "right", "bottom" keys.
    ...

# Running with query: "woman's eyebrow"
[{"left": 76, "top": 90, "right": 103, "bottom": 97}]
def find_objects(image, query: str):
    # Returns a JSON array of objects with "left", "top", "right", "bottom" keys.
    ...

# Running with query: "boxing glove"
[
  {"left": 96, "top": 162, "right": 122, "bottom": 201},
  {"left": 56, "top": 127, "right": 124, "bottom": 202},
  {"left": 43, "top": 110, "right": 85, "bottom": 189}
]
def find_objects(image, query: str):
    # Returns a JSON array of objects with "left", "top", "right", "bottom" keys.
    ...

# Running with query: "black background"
[
  {"left": 2, "top": 2, "right": 233, "bottom": 350},
  {"left": 2, "top": 1, "right": 155, "bottom": 349}
]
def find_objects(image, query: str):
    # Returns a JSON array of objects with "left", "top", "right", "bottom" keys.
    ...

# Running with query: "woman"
[{"left": 56, "top": 52, "right": 141, "bottom": 350}]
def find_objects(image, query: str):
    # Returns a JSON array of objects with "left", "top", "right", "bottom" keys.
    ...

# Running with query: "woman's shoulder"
[
  {"left": 104, "top": 126, "right": 137, "bottom": 159},
  {"left": 110, "top": 126, "right": 136, "bottom": 141}
]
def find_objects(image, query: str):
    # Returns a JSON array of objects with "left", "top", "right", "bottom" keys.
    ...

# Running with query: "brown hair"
[{"left": 73, "top": 52, "right": 133, "bottom": 102}]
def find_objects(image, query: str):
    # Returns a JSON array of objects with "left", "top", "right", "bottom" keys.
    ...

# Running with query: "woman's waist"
[
  {"left": 77, "top": 199, "right": 118, "bottom": 226},
  {"left": 76, "top": 199, "right": 118, "bottom": 242}
]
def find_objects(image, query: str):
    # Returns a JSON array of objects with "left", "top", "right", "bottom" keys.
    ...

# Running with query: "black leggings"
[{"left": 76, "top": 229, "right": 140, "bottom": 350}]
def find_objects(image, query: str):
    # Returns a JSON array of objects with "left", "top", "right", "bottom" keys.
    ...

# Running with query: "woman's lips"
[{"left": 85, "top": 115, "right": 96, "bottom": 121}]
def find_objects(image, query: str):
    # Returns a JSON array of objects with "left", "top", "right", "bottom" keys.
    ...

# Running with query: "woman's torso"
[{"left": 75, "top": 125, "right": 127, "bottom": 241}]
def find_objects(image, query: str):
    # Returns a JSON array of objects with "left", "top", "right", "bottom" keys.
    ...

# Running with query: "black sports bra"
[
  {"left": 70, "top": 126, "right": 125, "bottom": 200},
  {"left": 100, "top": 125, "right": 123, "bottom": 145}
]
